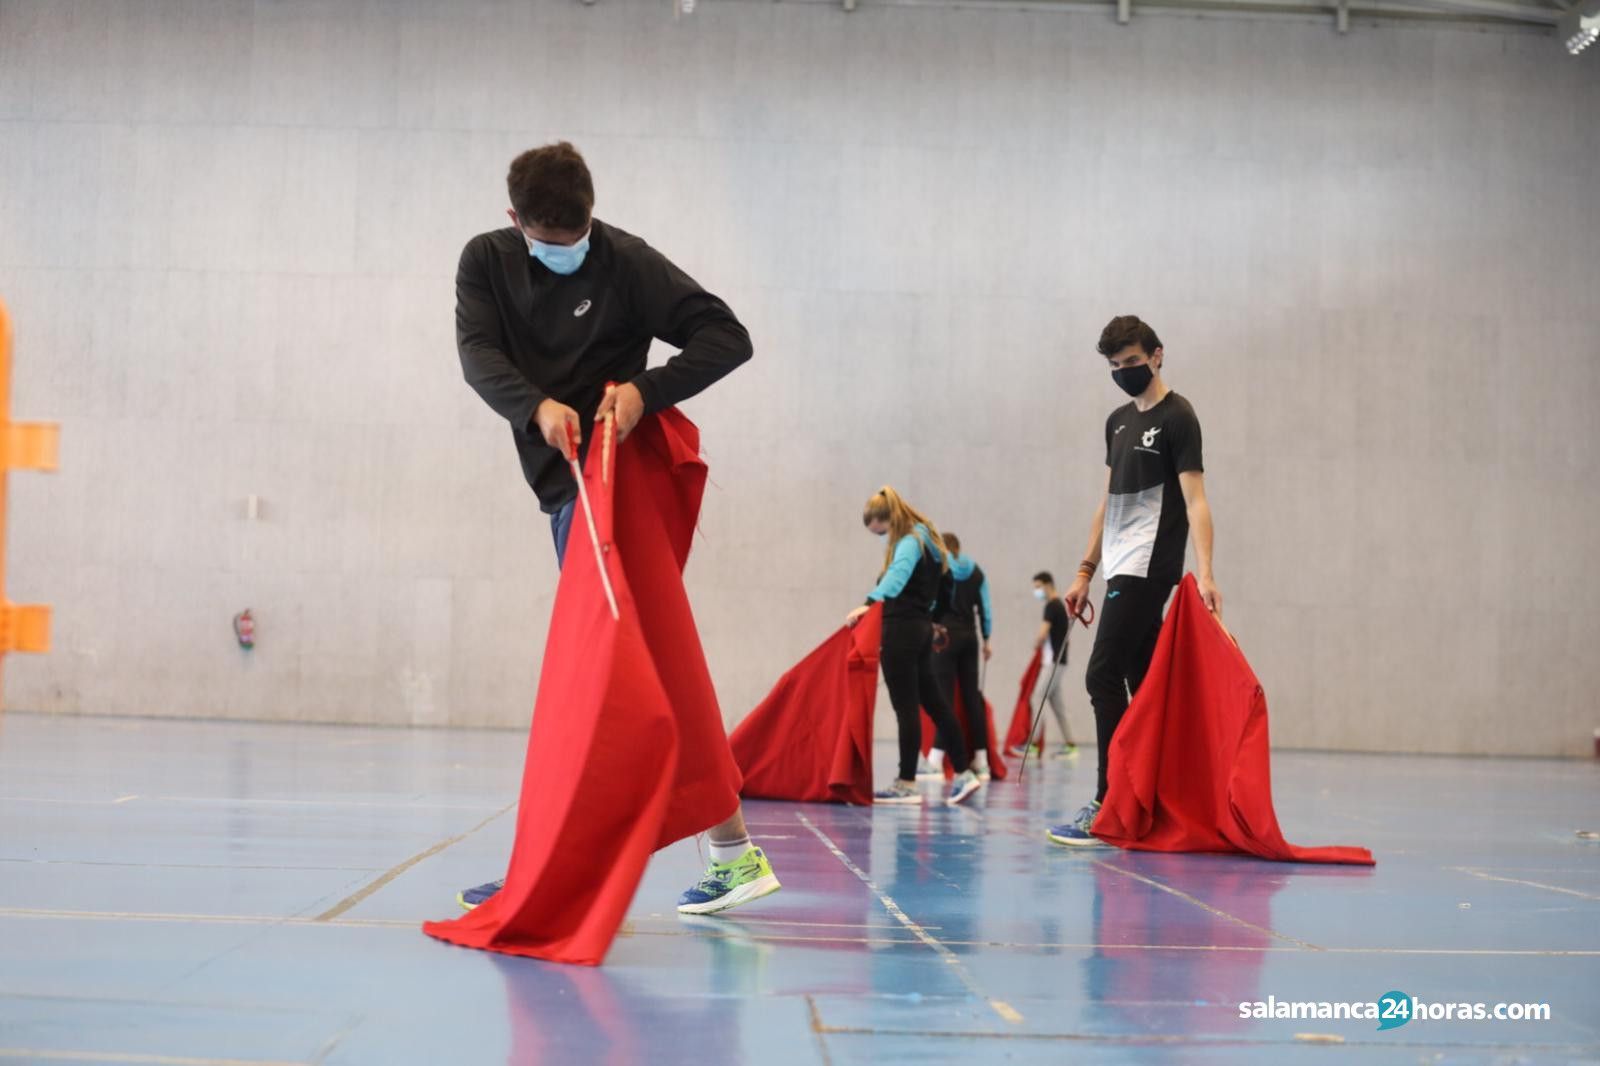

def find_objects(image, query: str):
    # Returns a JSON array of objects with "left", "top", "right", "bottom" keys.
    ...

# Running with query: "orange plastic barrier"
[{"left": 0, "top": 296, "right": 58, "bottom": 699}]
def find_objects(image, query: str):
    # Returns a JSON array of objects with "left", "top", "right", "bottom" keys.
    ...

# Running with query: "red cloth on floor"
[
  {"left": 422, "top": 410, "right": 745, "bottom": 965},
  {"left": 1003, "top": 649, "right": 1045, "bottom": 752},
  {"left": 729, "top": 606, "right": 882, "bottom": 806},
  {"left": 1093, "top": 575, "right": 1375, "bottom": 866},
  {"left": 919, "top": 693, "right": 1009, "bottom": 781}
]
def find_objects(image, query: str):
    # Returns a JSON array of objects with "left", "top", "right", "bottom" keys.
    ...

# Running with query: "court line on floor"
[
  {"left": 949, "top": 799, "right": 1323, "bottom": 951},
  {"left": 311, "top": 801, "right": 515, "bottom": 921},
  {"left": 794, "top": 810, "right": 1025, "bottom": 1026},
  {"left": 800, "top": 1023, "right": 1600, "bottom": 1054},
  {"left": 1091, "top": 859, "right": 1325, "bottom": 951},
  {"left": 3, "top": 907, "right": 1593, "bottom": 957},
  {"left": 0, "top": 907, "right": 418, "bottom": 927},
  {"left": 805, "top": 996, "right": 836, "bottom": 1066},
  {"left": 0, "top": 859, "right": 386, "bottom": 873},
  {"left": 0, "top": 1052, "right": 307, "bottom": 1066},
  {"left": 0, "top": 794, "right": 509, "bottom": 812},
  {"left": 1448, "top": 866, "right": 1600, "bottom": 902}
]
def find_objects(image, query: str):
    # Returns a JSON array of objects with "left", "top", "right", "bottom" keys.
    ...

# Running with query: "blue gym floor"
[{"left": 1, "top": 712, "right": 1596, "bottom": 1065}]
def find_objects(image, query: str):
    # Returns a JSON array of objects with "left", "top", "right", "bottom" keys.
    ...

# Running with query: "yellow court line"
[
  {"left": 1091, "top": 859, "right": 1325, "bottom": 951},
  {"left": 795, "top": 810, "right": 1025, "bottom": 1026},
  {"left": 1449, "top": 866, "right": 1600, "bottom": 902},
  {"left": 312, "top": 803, "right": 514, "bottom": 921}
]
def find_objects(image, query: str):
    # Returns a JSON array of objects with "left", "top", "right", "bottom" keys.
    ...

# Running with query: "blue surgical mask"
[
  {"left": 527, "top": 230, "right": 590, "bottom": 275},
  {"left": 1033, "top": 587, "right": 1046, "bottom": 601}
]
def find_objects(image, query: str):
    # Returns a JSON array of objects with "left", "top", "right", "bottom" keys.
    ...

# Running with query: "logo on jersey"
[
  {"left": 573, "top": 299, "right": 592, "bottom": 317},
  {"left": 1115, "top": 425, "right": 1127, "bottom": 435},
  {"left": 1141, "top": 427, "right": 1162, "bottom": 448}
]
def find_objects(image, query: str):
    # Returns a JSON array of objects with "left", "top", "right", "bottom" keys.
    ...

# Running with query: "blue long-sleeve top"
[
  {"left": 867, "top": 524, "right": 937, "bottom": 604},
  {"left": 948, "top": 553, "right": 993, "bottom": 639}
]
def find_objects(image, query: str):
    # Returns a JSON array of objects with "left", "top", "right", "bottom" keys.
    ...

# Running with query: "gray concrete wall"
[{"left": 3, "top": 0, "right": 1596, "bottom": 754}]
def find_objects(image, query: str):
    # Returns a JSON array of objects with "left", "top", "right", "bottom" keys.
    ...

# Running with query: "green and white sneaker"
[{"left": 676, "top": 847, "right": 782, "bottom": 916}]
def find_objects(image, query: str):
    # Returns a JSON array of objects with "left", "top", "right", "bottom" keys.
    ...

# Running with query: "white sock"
[
  {"left": 972, "top": 749, "right": 989, "bottom": 772},
  {"left": 928, "top": 748, "right": 946, "bottom": 771},
  {"left": 709, "top": 835, "right": 752, "bottom": 864}
]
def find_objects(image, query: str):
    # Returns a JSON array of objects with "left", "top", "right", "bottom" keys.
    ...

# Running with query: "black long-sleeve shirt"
[{"left": 456, "top": 219, "right": 753, "bottom": 512}]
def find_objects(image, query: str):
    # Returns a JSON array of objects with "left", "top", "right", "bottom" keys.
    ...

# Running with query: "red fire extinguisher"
[{"left": 234, "top": 609, "right": 255, "bottom": 650}]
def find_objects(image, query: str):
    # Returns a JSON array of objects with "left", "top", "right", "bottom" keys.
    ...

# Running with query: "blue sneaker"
[
  {"left": 947, "top": 769, "right": 983, "bottom": 806},
  {"left": 456, "top": 878, "right": 504, "bottom": 911},
  {"left": 874, "top": 781, "right": 922, "bottom": 805},
  {"left": 1047, "top": 801, "right": 1105, "bottom": 847},
  {"left": 677, "top": 847, "right": 781, "bottom": 915}
]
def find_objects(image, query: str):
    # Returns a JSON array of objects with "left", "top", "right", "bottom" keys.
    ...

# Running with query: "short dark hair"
[
  {"left": 507, "top": 142, "right": 594, "bottom": 231},
  {"left": 1033, "top": 571, "right": 1054, "bottom": 586},
  {"left": 1097, "top": 315, "right": 1162, "bottom": 359},
  {"left": 942, "top": 531, "right": 962, "bottom": 554}
]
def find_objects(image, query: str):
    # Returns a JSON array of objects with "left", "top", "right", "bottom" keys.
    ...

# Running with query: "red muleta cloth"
[
  {"left": 1002, "top": 648, "right": 1045, "bottom": 753},
  {"left": 1093, "top": 575, "right": 1374, "bottom": 865},
  {"left": 422, "top": 410, "right": 745, "bottom": 964},
  {"left": 729, "top": 606, "right": 883, "bottom": 806}
]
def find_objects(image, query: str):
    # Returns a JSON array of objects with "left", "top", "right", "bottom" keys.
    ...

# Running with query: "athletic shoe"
[
  {"left": 947, "top": 769, "right": 983, "bottom": 806},
  {"left": 1047, "top": 801, "right": 1105, "bottom": 847},
  {"left": 915, "top": 756, "right": 942, "bottom": 779},
  {"left": 874, "top": 781, "right": 922, "bottom": 805},
  {"left": 1056, "top": 744, "right": 1080, "bottom": 760},
  {"left": 676, "top": 847, "right": 782, "bottom": 915},
  {"left": 1003, "top": 745, "right": 1024, "bottom": 759},
  {"left": 456, "top": 878, "right": 504, "bottom": 911},
  {"left": 972, "top": 759, "right": 992, "bottom": 781}
]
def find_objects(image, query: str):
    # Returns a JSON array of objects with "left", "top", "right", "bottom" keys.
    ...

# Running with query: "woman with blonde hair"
[{"left": 846, "top": 487, "right": 983, "bottom": 806}]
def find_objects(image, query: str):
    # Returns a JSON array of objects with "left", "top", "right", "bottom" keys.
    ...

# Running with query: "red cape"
[
  {"left": 1093, "top": 575, "right": 1374, "bottom": 865},
  {"left": 422, "top": 410, "right": 745, "bottom": 964},
  {"left": 729, "top": 607, "right": 882, "bottom": 805},
  {"left": 1003, "top": 648, "right": 1045, "bottom": 753}
]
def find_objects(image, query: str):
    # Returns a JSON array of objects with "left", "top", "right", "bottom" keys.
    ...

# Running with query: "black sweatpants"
[
  {"left": 935, "top": 628, "right": 988, "bottom": 753},
  {"left": 881, "top": 617, "right": 968, "bottom": 782},
  {"left": 1084, "top": 576, "right": 1174, "bottom": 803}
]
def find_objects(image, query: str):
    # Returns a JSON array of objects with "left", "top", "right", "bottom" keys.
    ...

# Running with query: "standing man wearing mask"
[
  {"left": 454, "top": 141, "right": 779, "bottom": 916},
  {"left": 1048, "top": 315, "right": 1221, "bottom": 847}
]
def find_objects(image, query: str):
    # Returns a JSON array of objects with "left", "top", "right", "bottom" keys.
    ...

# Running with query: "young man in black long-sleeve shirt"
[{"left": 454, "top": 142, "right": 779, "bottom": 916}]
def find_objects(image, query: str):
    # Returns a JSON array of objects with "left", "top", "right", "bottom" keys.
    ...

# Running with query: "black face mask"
[{"left": 1111, "top": 363, "right": 1154, "bottom": 397}]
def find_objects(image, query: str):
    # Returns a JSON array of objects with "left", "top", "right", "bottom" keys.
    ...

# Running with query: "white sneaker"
[{"left": 915, "top": 757, "right": 942, "bottom": 780}]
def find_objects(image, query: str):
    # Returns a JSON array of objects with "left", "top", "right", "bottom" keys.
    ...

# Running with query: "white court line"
[
  {"left": 1449, "top": 866, "right": 1600, "bottom": 902},
  {"left": 0, "top": 1051, "right": 306, "bottom": 1066},
  {"left": 794, "top": 811, "right": 1024, "bottom": 1025}
]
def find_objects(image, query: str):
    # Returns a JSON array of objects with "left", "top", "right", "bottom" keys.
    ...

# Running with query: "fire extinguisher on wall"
[{"left": 234, "top": 609, "right": 255, "bottom": 651}]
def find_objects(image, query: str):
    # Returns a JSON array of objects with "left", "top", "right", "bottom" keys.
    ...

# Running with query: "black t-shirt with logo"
[
  {"left": 1042, "top": 597, "right": 1070, "bottom": 662},
  {"left": 1103, "top": 392, "right": 1204, "bottom": 586}
]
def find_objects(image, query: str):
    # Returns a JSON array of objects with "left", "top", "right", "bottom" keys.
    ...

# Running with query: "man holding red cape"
[{"left": 448, "top": 141, "right": 779, "bottom": 920}]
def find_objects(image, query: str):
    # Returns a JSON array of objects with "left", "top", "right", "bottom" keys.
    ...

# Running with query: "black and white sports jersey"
[{"left": 1102, "top": 392, "right": 1204, "bottom": 585}]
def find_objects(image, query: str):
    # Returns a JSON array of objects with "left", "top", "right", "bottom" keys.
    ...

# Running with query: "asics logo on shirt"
[
  {"left": 1142, "top": 427, "right": 1162, "bottom": 448},
  {"left": 1115, "top": 425, "right": 1128, "bottom": 435},
  {"left": 573, "top": 299, "right": 592, "bottom": 317}
]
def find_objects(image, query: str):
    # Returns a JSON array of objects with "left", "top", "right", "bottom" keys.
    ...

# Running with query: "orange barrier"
[{"left": 0, "top": 296, "right": 58, "bottom": 704}]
